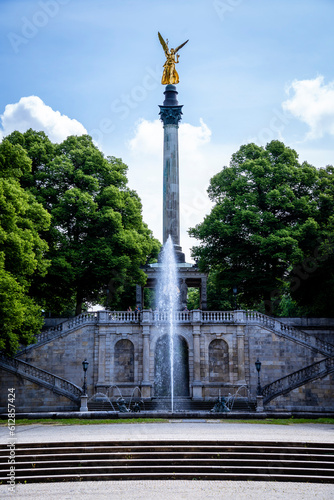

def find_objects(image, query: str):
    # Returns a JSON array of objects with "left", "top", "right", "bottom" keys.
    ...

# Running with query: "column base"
[
  {"left": 192, "top": 382, "right": 203, "bottom": 399},
  {"left": 158, "top": 245, "right": 185, "bottom": 263}
]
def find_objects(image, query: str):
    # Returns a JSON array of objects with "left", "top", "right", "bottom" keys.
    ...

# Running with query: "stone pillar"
[
  {"left": 200, "top": 276, "right": 207, "bottom": 311},
  {"left": 192, "top": 313, "right": 203, "bottom": 399},
  {"left": 97, "top": 333, "right": 106, "bottom": 386},
  {"left": 159, "top": 84, "right": 185, "bottom": 263},
  {"left": 256, "top": 395, "right": 264, "bottom": 412},
  {"left": 237, "top": 330, "right": 246, "bottom": 384},
  {"left": 180, "top": 278, "right": 188, "bottom": 310},
  {"left": 141, "top": 311, "right": 152, "bottom": 398}
]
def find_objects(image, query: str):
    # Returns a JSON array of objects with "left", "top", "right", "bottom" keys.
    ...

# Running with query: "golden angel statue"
[{"left": 158, "top": 32, "right": 189, "bottom": 85}]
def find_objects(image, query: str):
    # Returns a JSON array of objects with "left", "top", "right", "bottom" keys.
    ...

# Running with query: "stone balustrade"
[{"left": 19, "top": 309, "right": 334, "bottom": 359}]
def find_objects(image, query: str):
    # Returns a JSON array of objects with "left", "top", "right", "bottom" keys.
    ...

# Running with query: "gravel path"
[{"left": 0, "top": 420, "right": 333, "bottom": 444}]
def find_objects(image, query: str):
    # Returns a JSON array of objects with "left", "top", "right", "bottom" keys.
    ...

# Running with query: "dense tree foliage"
[
  {"left": 189, "top": 141, "right": 334, "bottom": 316},
  {"left": 0, "top": 139, "right": 50, "bottom": 354},
  {"left": 6, "top": 130, "right": 160, "bottom": 315}
]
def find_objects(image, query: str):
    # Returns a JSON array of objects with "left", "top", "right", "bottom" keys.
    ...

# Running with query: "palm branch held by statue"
[{"left": 158, "top": 32, "right": 189, "bottom": 85}]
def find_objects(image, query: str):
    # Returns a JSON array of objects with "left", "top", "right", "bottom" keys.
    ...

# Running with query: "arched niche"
[
  {"left": 209, "top": 338, "right": 229, "bottom": 382},
  {"left": 154, "top": 334, "right": 189, "bottom": 397},
  {"left": 114, "top": 339, "right": 134, "bottom": 382}
]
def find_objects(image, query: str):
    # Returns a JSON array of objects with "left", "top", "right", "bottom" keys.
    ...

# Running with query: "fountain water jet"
[{"left": 155, "top": 236, "right": 179, "bottom": 412}]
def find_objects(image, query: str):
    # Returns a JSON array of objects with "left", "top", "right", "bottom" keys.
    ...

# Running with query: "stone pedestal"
[
  {"left": 256, "top": 395, "right": 264, "bottom": 412},
  {"left": 80, "top": 395, "right": 88, "bottom": 412},
  {"left": 141, "top": 382, "right": 152, "bottom": 399}
]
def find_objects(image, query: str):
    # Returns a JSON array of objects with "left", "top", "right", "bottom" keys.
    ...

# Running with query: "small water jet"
[
  {"left": 87, "top": 392, "right": 116, "bottom": 411},
  {"left": 128, "top": 386, "right": 144, "bottom": 412},
  {"left": 226, "top": 386, "right": 252, "bottom": 411}
]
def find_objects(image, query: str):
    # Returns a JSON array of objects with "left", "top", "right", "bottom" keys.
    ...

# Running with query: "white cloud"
[
  {"left": 282, "top": 76, "right": 334, "bottom": 140},
  {"left": 0, "top": 96, "right": 87, "bottom": 143},
  {"left": 126, "top": 118, "right": 231, "bottom": 262}
]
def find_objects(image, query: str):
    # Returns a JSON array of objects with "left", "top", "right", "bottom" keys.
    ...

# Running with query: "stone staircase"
[
  {"left": 1, "top": 440, "right": 333, "bottom": 483},
  {"left": 262, "top": 356, "right": 334, "bottom": 404},
  {"left": 246, "top": 312, "right": 334, "bottom": 405},
  {"left": 0, "top": 352, "right": 83, "bottom": 404},
  {"left": 246, "top": 311, "right": 334, "bottom": 357}
]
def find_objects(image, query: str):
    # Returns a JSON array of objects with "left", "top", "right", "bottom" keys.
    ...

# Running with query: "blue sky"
[{"left": 1, "top": 0, "right": 334, "bottom": 260}]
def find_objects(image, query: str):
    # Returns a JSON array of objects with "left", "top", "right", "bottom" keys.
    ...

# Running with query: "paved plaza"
[{"left": 0, "top": 421, "right": 333, "bottom": 499}]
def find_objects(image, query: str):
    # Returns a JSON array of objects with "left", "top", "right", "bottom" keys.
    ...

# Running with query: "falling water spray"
[{"left": 156, "top": 236, "right": 179, "bottom": 412}]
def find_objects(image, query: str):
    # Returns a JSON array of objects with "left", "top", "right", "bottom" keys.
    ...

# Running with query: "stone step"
[
  {"left": 1, "top": 440, "right": 333, "bottom": 483},
  {"left": 4, "top": 458, "right": 334, "bottom": 470},
  {"left": 87, "top": 400, "right": 256, "bottom": 412}
]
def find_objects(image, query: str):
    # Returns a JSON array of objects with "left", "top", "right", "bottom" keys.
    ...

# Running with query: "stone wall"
[{"left": 1, "top": 311, "right": 332, "bottom": 412}]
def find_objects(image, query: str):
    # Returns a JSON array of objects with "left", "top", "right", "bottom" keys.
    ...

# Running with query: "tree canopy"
[
  {"left": 189, "top": 141, "right": 334, "bottom": 316},
  {"left": 0, "top": 139, "right": 50, "bottom": 354},
  {"left": 6, "top": 130, "right": 160, "bottom": 316}
]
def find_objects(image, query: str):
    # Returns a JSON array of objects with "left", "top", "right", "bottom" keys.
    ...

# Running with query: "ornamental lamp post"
[
  {"left": 82, "top": 359, "right": 89, "bottom": 396},
  {"left": 255, "top": 358, "right": 262, "bottom": 396},
  {"left": 232, "top": 285, "right": 238, "bottom": 309}
]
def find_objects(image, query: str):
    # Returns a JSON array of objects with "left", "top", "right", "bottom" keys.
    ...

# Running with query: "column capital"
[{"left": 159, "top": 105, "right": 183, "bottom": 126}]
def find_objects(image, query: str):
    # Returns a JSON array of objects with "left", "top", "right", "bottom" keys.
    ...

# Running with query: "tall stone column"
[{"left": 159, "top": 84, "right": 185, "bottom": 263}]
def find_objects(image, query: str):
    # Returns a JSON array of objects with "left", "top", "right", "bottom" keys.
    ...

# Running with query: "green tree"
[
  {"left": 0, "top": 139, "right": 50, "bottom": 354},
  {"left": 189, "top": 141, "right": 330, "bottom": 314},
  {"left": 288, "top": 166, "right": 334, "bottom": 316},
  {"left": 6, "top": 131, "right": 160, "bottom": 315}
]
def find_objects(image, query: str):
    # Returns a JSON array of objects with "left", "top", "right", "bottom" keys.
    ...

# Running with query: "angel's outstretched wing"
[
  {"left": 174, "top": 39, "right": 189, "bottom": 54},
  {"left": 158, "top": 32, "right": 169, "bottom": 55}
]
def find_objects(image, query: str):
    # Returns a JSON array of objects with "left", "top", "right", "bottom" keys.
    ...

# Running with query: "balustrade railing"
[
  {"left": 152, "top": 311, "right": 192, "bottom": 322},
  {"left": 262, "top": 357, "right": 334, "bottom": 403},
  {"left": 246, "top": 310, "right": 334, "bottom": 356},
  {"left": 0, "top": 352, "right": 83, "bottom": 402},
  {"left": 201, "top": 311, "right": 234, "bottom": 322},
  {"left": 105, "top": 311, "right": 139, "bottom": 322}
]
